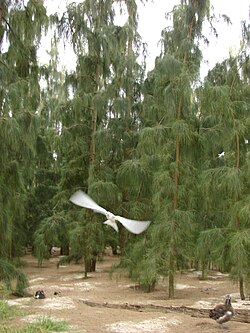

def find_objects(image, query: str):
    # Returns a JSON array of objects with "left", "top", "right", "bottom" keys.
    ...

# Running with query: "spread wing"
[
  {"left": 115, "top": 216, "right": 151, "bottom": 234},
  {"left": 70, "top": 191, "right": 151, "bottom": 234},
  {"left": 69, "top": 191, "right": 107, "bottom": 215}
]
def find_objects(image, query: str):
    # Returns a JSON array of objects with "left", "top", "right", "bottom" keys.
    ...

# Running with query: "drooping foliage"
[
  {"left": 197, "top": 47, "right": 250, "bottom": 298},
  {"left": 46, "top": 0, "right": 151, "bottom": 274},
  {"left": 0, "top": 259, "right": 28, "bottom": 295},
  {"left": 0, "top": 0, "right": 250, "bottom": 300},
  {"left": 0, "top": 0, "right": 49, "bottom": 293},
  {"left": 133, "top": 0, "right": 211, "bottom": 298}
]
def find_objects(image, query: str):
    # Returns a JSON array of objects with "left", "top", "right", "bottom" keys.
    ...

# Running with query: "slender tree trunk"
[
  {"left": 60, "top": 244, "right": 69, "bottom": 256},
  {"left": 87, "top": 9, "right": 101, "bottom": 267},
  {"left": 168, "top": 249, "right": 175, "bottom": 298},
  {"left": 169, "top": 96, "right": 183, "bottom": 298},
  {"left": 9, "top": 220, "right": 13, "bottom": 259},
  {"left": 173, "top": 134, "right": 180, "bottom": 208},
  {"left": 119, "top": 228, "right": 127, "bottom": 255},
  {"left": 90, "top": 112, "right": 96, "bottom": 162},
  {"left": 235, "top": 133, "right": 245, "bottom": 298},
  {"left": 201, "top": 261, "right": 208, "bottom": 280},
  {"left": 83, "top": 229, "right": 89, "bottom": 278},
  {"left": 126, "top": 2, "right": 133, "bottom": 119},
  {"left": 89, "top": 65, "right": 99, "bottom": 164},
  {"left": 234, "top": 117, "right": 244, "bottom": 298},
  {"left": 168, "top": 6, "right": 197, "bottom": 298},
  {"left": 0, "top": 2, "right": 4, "bottom": 49},
  {"left": 117, "top": 0, "right": 134, "bottom": 255},
  {"left": 236, "top": 133, "right": 240, "bottom": 169},
  {"left": 239, "top": 276, "right": 245, "bottom": 300}
]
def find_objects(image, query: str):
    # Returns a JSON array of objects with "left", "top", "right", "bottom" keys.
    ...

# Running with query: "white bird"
[
  {"left": 218, "top": 151, "right": 225, "bottom": 158},
  {"left": 69, "top": 190, "right": 151, "bottom": 234},
  {"left": 244, "top": 138, "right": 248, "bottom": 144}
]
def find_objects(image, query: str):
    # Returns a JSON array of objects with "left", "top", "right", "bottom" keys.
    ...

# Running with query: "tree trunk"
[
  {"left": 126, "top": 0, "right": 133, "bottom": 119},
  {"left": 239, "top": 276, "right": 245, "bottom": 300},
  {"left": 169, "top": 97, "right": 182, "bottom": 298},
  {"left": 86, "top": 257, "right": 97, "bottom": 272},
  {"left": 83, "top": 237, "right": 89, "bottom": 278},
  {"left": 60, "top": 244, "right": 69, "bottom": 256},
  {"left": 119, "top": 223, "right": 127, "bottom": 255},
  {"left": 168, "top": 254, "right": 175, "bottom": 298}
]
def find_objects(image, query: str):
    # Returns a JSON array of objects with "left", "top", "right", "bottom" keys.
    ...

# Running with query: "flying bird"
[
  {"left": 209, "top": 295, "right": 234, "bottom": 326},
  {"left": 69, "top": 190, "right": 151, "bottom": 235}
]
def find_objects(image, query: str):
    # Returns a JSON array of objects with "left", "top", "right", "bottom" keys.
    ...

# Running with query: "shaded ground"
[{"left": 6, "top": 250, "right": 250, "bottom": 333}]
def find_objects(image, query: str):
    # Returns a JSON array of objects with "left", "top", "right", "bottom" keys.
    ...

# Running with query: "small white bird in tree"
[
  {"left": 69, "top": 190, "right": 151, "bottom": 234},
  {"left": 218, "top": 151, "right": 225, "bottom": 158}
]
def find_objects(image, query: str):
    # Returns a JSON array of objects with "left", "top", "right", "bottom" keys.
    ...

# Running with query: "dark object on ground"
[
  {"left": 34, "top": 290, "right": 45, "bottom": 299},
  {"left": 209, "top": 295, "right": 234, "bottom": 325}
]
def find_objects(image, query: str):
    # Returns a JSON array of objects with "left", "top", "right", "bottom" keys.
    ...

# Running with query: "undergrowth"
[
  {"left": 0, "top": 300, "right": 22, "bottom": 321},
  {"left": 0, "top": 300, "right": 69, "bottom": 333}
]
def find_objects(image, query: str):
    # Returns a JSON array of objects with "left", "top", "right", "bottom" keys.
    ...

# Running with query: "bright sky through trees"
[
  {"left": 39, "top": 0, "right": 250, "bottom": 77},
  {"left": 138, "top": 0, "right": 249, "bottom": 76}
]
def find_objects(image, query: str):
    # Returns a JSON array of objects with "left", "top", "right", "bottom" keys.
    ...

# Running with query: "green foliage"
[
  {"left": 0, "top": 300, "right": 23, "bottom": 321},
  {"left": 0, "top": 0, "right": 50, "bottom": 262},
  {"left": 202, "top": 166, "right": 242, "bottom": 198},
  {"left": 137, "top": 126, "right": 169, "bottom": 156},
  {"left": 33, "top": 214, "right": 70, "bottom": 266},
  {"left": 116, "top": 159, "right": 151, "bottom": 195},
  {"left": 229, "top": 229, "right": 250, "bottom": 277},
  {"left": 0, "top": 315, "right": 68, "bottom": 333},
  {"left": 196, "top": 228, "right": 226, "bottom": 266},
  {"left": 0, "top": 259, "right": 28, "bottom": 294},
  {"left": 1, "top": 0, "right": 250, "bottom": 301},
  {"left": 120, "top": 239, "right": 158, "bottom": 292},
  {"left": 88, "top": 181, "right": 120, "bottom": 208}
]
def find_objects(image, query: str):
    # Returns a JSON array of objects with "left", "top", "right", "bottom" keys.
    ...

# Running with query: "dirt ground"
[{"left": 6, "top": 249, "right": 250, "bottom": 333}]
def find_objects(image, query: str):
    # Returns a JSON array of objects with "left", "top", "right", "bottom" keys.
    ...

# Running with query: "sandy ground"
[{"left": 6, "top": 250, "right": 250, "bottom": 333}]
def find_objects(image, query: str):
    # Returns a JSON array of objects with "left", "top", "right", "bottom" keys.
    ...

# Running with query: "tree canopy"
[{"left": 0, "top": 0, "right": 250, "bottom": 299}]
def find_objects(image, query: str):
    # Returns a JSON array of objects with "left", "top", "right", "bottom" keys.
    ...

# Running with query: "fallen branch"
[{"left": 80, "top": 299, "right": 250, "bottom": 324}]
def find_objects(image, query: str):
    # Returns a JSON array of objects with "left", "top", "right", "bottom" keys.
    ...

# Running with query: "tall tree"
[
  {"left": 138, "top": 0, "right": 210, "bottom": 298},
  {"left": 0, "top": 0, "right": 48, "bottom": 259},
  {"left": 0, "top": 0, "right": 48, "bottom": 292},
  {"left": 30, "top": 40, "right": 69, "bottom": 263},
  {"left": 56, "top": 0, "right": 119, "bottom": 274},
  {"left": 53, "top": 0, "right": 150, "bottom": 274},
  {"left": 198, "top": 31, "right": 250, "bottom": 299}
]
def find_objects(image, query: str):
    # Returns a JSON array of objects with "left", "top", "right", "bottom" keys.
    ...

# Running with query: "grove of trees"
[{"left": 0, "top": 0, "right": 250, "bottom": 299}]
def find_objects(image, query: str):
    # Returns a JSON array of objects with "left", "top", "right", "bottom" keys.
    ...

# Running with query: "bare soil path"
[{"left": 6, "top": 251, "right": 250, "bottom": 333}]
